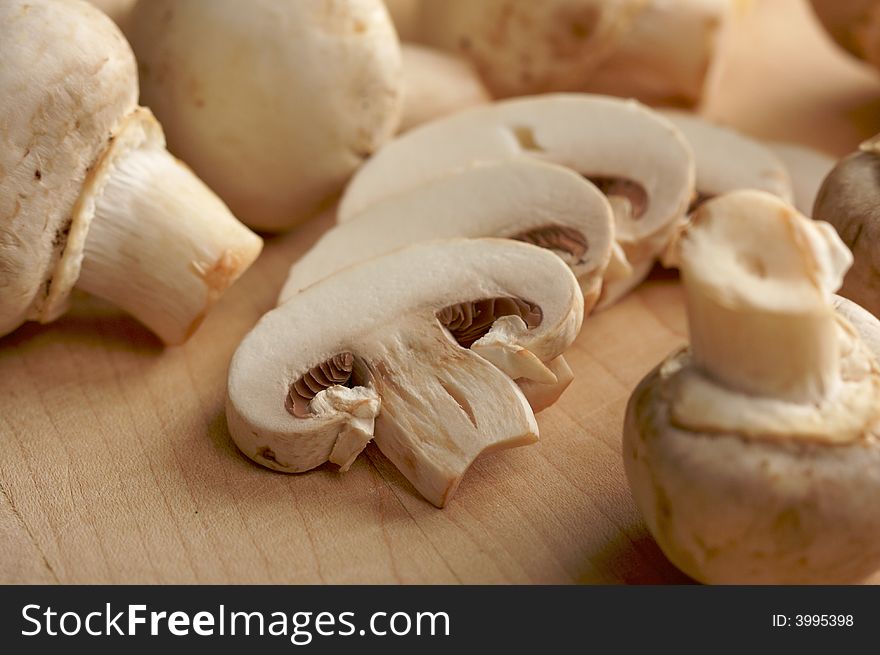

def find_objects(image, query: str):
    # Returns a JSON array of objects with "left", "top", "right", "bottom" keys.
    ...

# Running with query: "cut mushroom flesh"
[
  {"left": 279, "top": 160, "right": 614, "bottom": 311},
  {"left": 337, "top": 94, "right": 694, "bottom": 303},
  {"left": 228, "top": 238, "right": 583, "bottom": 507},
  {"left": 660, "top": 111, "right": 793, "bottom": 213}
]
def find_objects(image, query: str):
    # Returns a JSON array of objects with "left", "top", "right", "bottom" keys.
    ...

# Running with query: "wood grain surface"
[{"left": 2, "top": 0, "right": 880, "bottom": 584}]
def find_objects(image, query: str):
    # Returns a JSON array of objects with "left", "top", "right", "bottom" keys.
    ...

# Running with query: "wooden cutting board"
[{"left": 2, "top": 0, "right": 879, "bottom": 584}]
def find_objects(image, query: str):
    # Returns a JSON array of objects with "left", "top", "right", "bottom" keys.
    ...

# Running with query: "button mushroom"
[
  {"left": 768, "top": 142, "right": 836, "bottom": 217},
  {"left": 126, "top": 0, "right": 403, "bottom": 231},
  {"left": 661, "top": 111, "right": 793, "bottom": 212},
  {"left": 624, "top": 190, "right": 880, "bottom": 584},
  {"left": 280, "top": 159, "right": 613, "bottom": 308},
  {"left": 399, "top": 44, "right": 490, "bottom": 132},
  {"left": 338, "top": 94, "right": 695, "bottom": 308},
  {"left": 408, "top": 0, "right": 736, "bottom": 107},
  {"left": 228, "top": 238, "right": 583, "bottom": 507},
  {"left": 812, "top": 136, "right": 880, "bottom": 318},
  {"left": 0, "top": 0, "right": 262, "bottom": 344}
]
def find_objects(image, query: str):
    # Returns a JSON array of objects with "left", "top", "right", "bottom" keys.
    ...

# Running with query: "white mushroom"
[
  {"left": 812, "top": 136, "right": 880, "bottom": 318},
  {"left": 228, "top": 238, "right": 583, "bottom": 507},
  {"left": 281, "top": 160, "right": 613, "bottom": 308},
  {"left": 399, "top": 44, "right": 490, "bottom": 132},
  {"left": 767, "top": 142, "right": 836, "bottom": 217},
  {"left": 661, "top": 111, "right": 793, "bottom": 211},
  {"left": 624, "top": 190, "right": 880, "bottom": 584},
  {"left": 0, "top": 0, "right": 261, "bottom": 344},
  {"left": 409, "top": 0, "right": 737, "bottom": 107},
  {"left": 127, "top": 0, "right": 403, "bottom": 231},
  {"left": 338, "top": 94, "right": 695, "bottom": 307}
]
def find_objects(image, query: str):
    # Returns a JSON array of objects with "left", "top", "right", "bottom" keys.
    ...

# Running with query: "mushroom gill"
[
  {"left": 511, "top": 225, "right": 589, "bottom": 263},
  {"left": 437, "top": 297, "right": 542, "bottom": 348},
  {"left": 286, "top": 352, "right": 355, "bottom": 418}
]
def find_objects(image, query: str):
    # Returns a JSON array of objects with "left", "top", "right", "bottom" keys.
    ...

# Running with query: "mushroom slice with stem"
[
  {"left": 398, "top": 44, "right": 490, "bottom": 132},
  {"left": 228, "top": 239, "right": 583, "bottom": 507},
  {"left": 338, "top": 94, "right": 694, "bottom": 308},
  {"left": 624, "top": 190, "right": 880, "bottom": 584},
  {"left": 812, "top": 136, "right": 880, "bottom": 318},
  {"left": 0, "top": 0, "right": 261, "bottom": 344},
  {"left": 767, "top": 142, "right": 835, "bottom": 217},
  {"left": 279, "top": 160, "right": 611, "bottom": 411}
]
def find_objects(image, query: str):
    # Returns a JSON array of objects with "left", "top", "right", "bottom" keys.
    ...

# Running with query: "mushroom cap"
[
  {"left": 624, "top": 344, "right": 880, "bottom": 583},
  {"left": 0, "top": 0, "right": 137, "bottom": 336},
  {"left": 661, "top": 111, "right": 793, "bottom": 205},
  {"left": 767, "top": 142, "right": 836, "bottom": 216},
  {"left": 228, "top": 238, "right": 583, "bottom": 506},
  {"left": 127, "top": 0, "right": 403, "bottom": 232},
  {"left": 399, "top": 44, "right": 490, "bottom": 132},
  {"left": 339, "top": 93, "right": 694, "bottom": 259},
  {"left": 279, "top": 160, "right": 614, "bottom": 307},
  {"left": 813, "top": 145, "right": 880, "bottom": 318}
]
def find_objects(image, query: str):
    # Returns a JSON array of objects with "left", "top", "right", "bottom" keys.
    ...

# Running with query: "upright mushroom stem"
[
  {"left": 78, "top": 135, "right": 262, "bottom": 344},
  {"left": 677, "top": 191, "right": 852, "bottom": 404}
]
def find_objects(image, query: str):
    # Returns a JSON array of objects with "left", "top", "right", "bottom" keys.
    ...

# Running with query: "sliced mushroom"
[
  {"left": 768, "top": 142, "right": 836, "bottom": 216},
  {"left": 812, "top": 136, "right": 880, "bottom": 318},
  {"left": 127, "top": 0, "right": 403, "bottom": 231},
  {"left": 624, "top": 190, "right": 880, "bottom": 583},
  {"left": 280, "top": 160, "right": 613, "bottom": 310},
  {"left": 661, "top": 111, "right": 793, "bottom": 212},
  {"left": 228, "top": 238, "right": 583, "bottom": 507},
  {"left": 399, "top": 44, "right": 490, "bottom": 132},
  {"left": 338, "top": 94, "right": 695, "bottom": 307},
  {"left": 0, "top": 0, "right": 261, "bottom": 344}
]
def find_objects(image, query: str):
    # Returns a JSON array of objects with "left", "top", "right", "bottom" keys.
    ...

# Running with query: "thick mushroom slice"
[
  {"left": 812, "top": 136, "right": 880, "bottom": 318},
  {"left": 399, "top": 44, "right": 490, "bottom": 132},
  {"left": 661, "top": 111, "right": 793, "bottom": 213},
  {"left": 767, "top": 142, "right": 835, "bottom": 216},
  {"left": 228, "top": 239, "right": 583, "bottom": 508},
  {"left": 280, "top": 160, "right": 613, "bottom": 308},
  {"left": 338, "top": 94, "right": 694, "bottom": 307},
  {"left": 624, "top": 190, "right": 880, "bottom": 584}
]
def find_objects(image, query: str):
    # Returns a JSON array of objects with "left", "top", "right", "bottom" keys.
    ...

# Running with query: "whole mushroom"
[
  {"left": 624, "top": 190, "right": 880, "bottom": 584},
  {"left": 813, "top": 136, "right": 880, "bottom": 318},
  {"left": 127, "top": 0, "right": 403, "bottom": 231},
  {"left": 228, "top": 238, "right": 584, "bottom": 507},
  {"left": 408, "top": 0, "right": 737, "bottom": 107},
  {"left": 0, "top": 0, "right": 261, "bottom": 344}
]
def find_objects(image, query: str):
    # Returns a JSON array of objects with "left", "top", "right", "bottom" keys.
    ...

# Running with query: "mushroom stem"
[
  {"left": 678, "top": 191, "right": 852, "bottom": 404},
  {"left": 78, "top": 143, "right": 262, "bottom": 344}
]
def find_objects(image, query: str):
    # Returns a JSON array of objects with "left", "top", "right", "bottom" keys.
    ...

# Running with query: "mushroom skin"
[
  {"left": 338, "top": 93, "right": 694, "bottom": 308},
  {"left": 399, "top": 44, "right": 490, "bottom": 132},
  {"left": 127, "top": 0, "right": 403, "bottom": 232},
  {"left": 813, "top": 138, "right": 880, "bottom": 318},
  {"left": 228, "top": 239, "right": 583, "bottom": 507},
  {"left": 623, "top": 191, "right": 880, "bottom": 584},
  {"left": 0, "top": 0, "right": 261, "bottom": 343},
  {"left": 409, "top": 0, "right": 736, "bottom": 107}
]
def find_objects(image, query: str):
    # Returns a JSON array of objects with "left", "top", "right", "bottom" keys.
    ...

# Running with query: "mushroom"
[
  {"left": 399, "top": 44, "right": 490, "bottom": 132},
  {"left": 338, "top": 94, "right": 694, "bottom": 308},
  {"left": 280, "top": 159, "right": 613, "bottom": 307},
  {"left": 768, "top": 142, "right": 836, "bottom": 217},
  {"left": 126, "top": 0, "right": 403, "bottom": 231},
  {"left": 408, "top": 0, "right": 737, "bottom": 107},
  {"left": 812, "top": 136, "right": 880, "bottom": 318},
  {"left": 279, "top": 160, "right": 611, "bottom": 413},
  {"left": 810, "top": 0, "right": 880, "bottom": 73},
  {"left": 623, "top": 190, "right": 880, "bottom": 584},
  {"left": 227, "top": 238, "right": 583, "bottom": 507},
  {"left": 0, "top": 0, "right": 262, "bottom": 344},
  {"left": 661, "top": 111, "right": 793, "bottom": 212}
]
